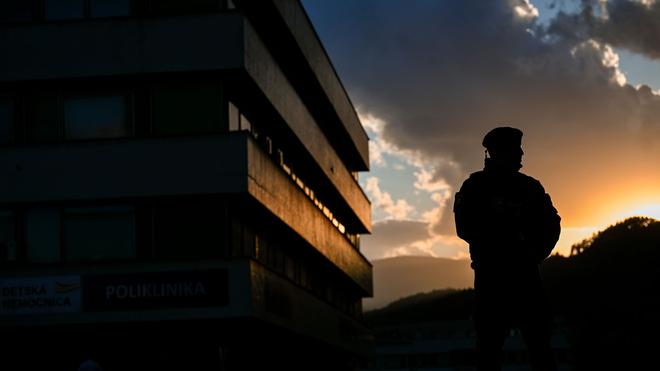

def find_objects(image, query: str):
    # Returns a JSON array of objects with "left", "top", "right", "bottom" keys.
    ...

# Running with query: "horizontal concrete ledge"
[{"left": 0, "top": 134, "right": 249, "bottom": 203}]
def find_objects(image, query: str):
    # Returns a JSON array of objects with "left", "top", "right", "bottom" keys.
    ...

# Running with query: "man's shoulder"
[
  {"left": 466, "top": 170, "right": 488, "bottom": 183},
  {"left": 460, "top": 170, "right": 545, "bottom": 192},
  {"left": 515, "top": 172, "right": 545, "bottom": 192},
  {"left": 459, "top": 171, "right": 487, "bottom": 190}
]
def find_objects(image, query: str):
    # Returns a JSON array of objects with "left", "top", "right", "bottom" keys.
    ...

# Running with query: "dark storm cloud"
[
  {"left": 550, "top": 0, "right": 660, "bottom": 60},
  {"left": 305, "top": 0, "right": 660, "bottom": 229}
]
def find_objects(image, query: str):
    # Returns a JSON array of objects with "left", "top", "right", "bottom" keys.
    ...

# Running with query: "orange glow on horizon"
[{"left": 553, "top": 194, "right": 660, "bottom": 257}]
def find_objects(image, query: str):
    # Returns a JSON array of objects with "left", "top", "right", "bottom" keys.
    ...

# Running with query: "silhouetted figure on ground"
[{"left": 453, "top": 127, "right": 561, "bottom": 371}]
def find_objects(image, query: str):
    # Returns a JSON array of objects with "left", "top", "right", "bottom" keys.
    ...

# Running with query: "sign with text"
[
  {"left": 0, "top": 276, "right": 82, "bottom": 315},
  {"left": 82, "top": 269, "right": 229, "bottom": 312}
]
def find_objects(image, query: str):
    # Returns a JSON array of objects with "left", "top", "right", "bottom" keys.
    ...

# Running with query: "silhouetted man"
[{"left": 453, "top": 127, "right": 560, "bottom": 371}]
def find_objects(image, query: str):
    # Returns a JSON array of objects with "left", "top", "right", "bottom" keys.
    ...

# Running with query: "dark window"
[
  {"left": 64, "top": 95, "right": 131, "bottom": 139},
  {"left": 229, "top": 215, "right": 242, "bottom": 257},
  {"left": 255, "top": 234, "right": 268, "bottom": 264},
  {"left": 0, "top": 99, "right": 14, "bottom": 144},
  {"left": 45, "top": 0, "right": 85, "bottom": 20},
  {"left": 274, "top": 244, "right": 284, "bottom": 273},
  {"left": 0, "top": 1, "right": 33, "bottom": 22},
  {"left": 228, "top": 101, "right": 239, "bottom": 131},
  {"left": 239, "top": 113, "right": 252, "bottom": 132},
  {"left": 242, "top": 223, "right": 255, "bottom": 258},
  {"left": 151, "top": 83, "right": 223, "bottom": 135},
  {"left": 0, "top": 211, "right": 17, "bottom": 263},
  {"left": 153, "top": 202, "right": 226, "bottom": 259},
  {"left": 25, "top": 209, "right": 61, "bottom": 263},
  {"left": 227, "top": 101, "right": 253, "bottom": 133},
  {"left": 285, "top": 255, "right": 295, "bottom": 281},
  {"left": 64, "top": 206, "right": 135, "bottom": 262},
  {"left": 149, "top": 0, "right": 220, "bottom": 14},
  {"left": 26, "top": 96, "right": 60, "bottom": 143},
  {"left": 300, "top": 264, "right": 308, "bottom": 288},
  {"left": 90, "top": 0, "right": 132, "bottom": 17}
]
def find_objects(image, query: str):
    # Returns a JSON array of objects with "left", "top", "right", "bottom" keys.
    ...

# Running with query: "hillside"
[
  {"left": 363, "top": 256, "right": 472, "bottom": 310},
  {"left": 364, "top": 217, "right": 660, "bottom": 370},
  {"left": 365, "top": 288, "right": 474, "bottom": 326}
]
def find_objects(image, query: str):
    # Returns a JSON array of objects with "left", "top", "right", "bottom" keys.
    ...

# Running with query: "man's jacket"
[{"left": 454, "top": 166, "right": 560, "bottom": 270}]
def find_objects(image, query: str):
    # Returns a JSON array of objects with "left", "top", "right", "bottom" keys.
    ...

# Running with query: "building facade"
[{"left": 0, "top": 1, "right": 372, "bottom": 369}]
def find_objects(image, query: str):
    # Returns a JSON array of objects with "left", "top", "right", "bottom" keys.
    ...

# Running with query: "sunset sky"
[{"left": 303, "top": 0, "right": 660, "bottom": 260}]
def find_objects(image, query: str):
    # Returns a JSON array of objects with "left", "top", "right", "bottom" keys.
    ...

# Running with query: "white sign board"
[{"left": 0, "top": 276, "right": 82, "bottom": 315}]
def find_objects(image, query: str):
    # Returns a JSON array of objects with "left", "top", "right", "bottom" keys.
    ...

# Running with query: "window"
[
  {"left": 239, "top": 113, "right": 252, "bottom": 132},
  {"left": 25, "top": 209, "right": 61, "bottom": 263},
  {"left": 152, "top": 83, "right": 222, "bottom": 135},
  {"left": 90, "top": 0, "right": 131, "bottom": 18},
  {"left": 242, "top": 223, "right": 255, "bottom": 258},
  {"left": 44, "top": 0, "right": 131, "bottom": 20},
  {"left": 0, "top": 99, "right": 14, "bottom": 144},
  {"left": 0, "top": 1, "right": 33, "bottom": 22},
  {"left": 27, "top": 96, "right": 60, "bottom": 143},
  {"left": 0, "top": 211, "right": 17, "bottom": 263},
  {"left": 229, "top": 215, "right": 242, "bottom": 257},
  {"left": 64, "top": 206, "right": 135, "bottom": 262},
  {"left": 285, "top": 255, "right": 295, "bottom": 281},
  {"left": 153, "top": 202, "right": 226, "bottom": 259},
  {"left": 149, "top": 0, "right": 221, "bottom": 15},
  {"left": 227, "top": 101, "right": 254, "bottom": 133},
  {"left": 64, "top": 95, "right": 131, "bottom": 139},
  {"left": 45, "top": 0, "right": 85, "bottom": 20},
  {"left": 228, "top": 101, "right": 239, "bottom": 131}
]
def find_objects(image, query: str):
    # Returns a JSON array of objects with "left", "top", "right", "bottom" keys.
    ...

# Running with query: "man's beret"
[{"left": 482, "top": 127, "right": 523, "bottom": 150}]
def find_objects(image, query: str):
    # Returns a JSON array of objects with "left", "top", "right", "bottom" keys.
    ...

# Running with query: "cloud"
[
  {"left": 414, "top": 168, "right": 447, "bottom": 193},
  {"left": 550, "top": 0, "right": 660, "bottom": 60},
  {"left": 360, "top": 219, "right": 430, "bottom": 259},
  {"left": 364, "top": 176, "right": 414, "bottom": 219},
  {"left": 422, "top": 191, "right": 455, "bottom": 236},
  {"left": 359, "top": 111, "right": 390, "bottom": 167},
  {"left": 513, "top": 0, "right": 540, "bottom": 19},
  {"left": 305, "top": 0, "right": 660, "bottom": 229},
  {"left": 361, "top": 108, "right": 461, "bottom": 235},
  {"left": 360, "top": 219, "right": 468, "bottom": 260},
  {"left": 363, "top": 219, "right": 430, "bottom": 248}
]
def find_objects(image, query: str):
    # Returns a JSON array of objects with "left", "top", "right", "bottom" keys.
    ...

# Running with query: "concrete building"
[{"left": 0, "top": 1, "right": 372, "bottom": 369}]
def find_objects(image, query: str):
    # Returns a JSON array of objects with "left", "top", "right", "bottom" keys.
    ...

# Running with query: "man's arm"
[
  {"left": 454, "top": 178, "right": 481, "bottom": 245},
  {"left": 524, "top": 180, "right": 561, "bottom": 262}
]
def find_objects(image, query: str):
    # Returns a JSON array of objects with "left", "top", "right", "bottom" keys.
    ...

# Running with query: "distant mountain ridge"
[{"left": 364, "top": 255, "right": 473, "bottom": 311}]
